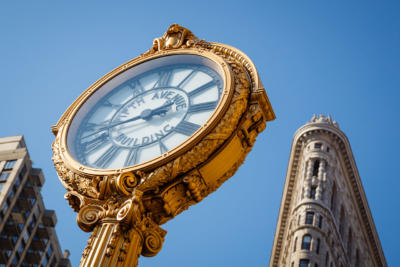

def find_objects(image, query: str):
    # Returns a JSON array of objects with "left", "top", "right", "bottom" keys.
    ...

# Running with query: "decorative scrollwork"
[
  {"left": 141, "top": 230, "right": 164, "bottom": 257},
  {"left": 117, "top": 199, "right": 133, "bottom": 224},
  {"left": 77, "top": 205, "right": 104, "bottom": 232},
  {"left": 116, "top": 172, "right": 140, "bottom": 195}
]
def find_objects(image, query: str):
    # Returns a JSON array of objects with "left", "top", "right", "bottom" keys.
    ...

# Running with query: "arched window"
[
  {"left": 316, "top": 238, "right": 320, "bottom": 254},
  {"left": 301, "top": 235, "right": 312, "bottom": 250}
]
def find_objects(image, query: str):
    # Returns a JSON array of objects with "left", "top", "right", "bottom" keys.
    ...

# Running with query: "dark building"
[{"left": 0, "top": 136, "right": 71, "bottom": 266}]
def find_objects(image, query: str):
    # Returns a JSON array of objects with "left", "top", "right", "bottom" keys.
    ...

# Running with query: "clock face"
[{"left": 67, "top": 54, "right": 224, "bottom": 170}]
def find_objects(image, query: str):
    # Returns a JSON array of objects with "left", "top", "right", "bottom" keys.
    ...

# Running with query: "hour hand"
[
  {"left": 141, "top": 101, "right": 173, "bottom": 120},
  {"left": 152, "top": 101, "right": 173, "bottom": 116}
]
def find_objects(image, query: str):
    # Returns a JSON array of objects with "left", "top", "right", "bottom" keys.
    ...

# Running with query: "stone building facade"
[
  {"left": 269, "top": 115, "right": 386, "bottom": 267},
  {"left": 0, "top": 136, "right": 71, "bottom": 266}
]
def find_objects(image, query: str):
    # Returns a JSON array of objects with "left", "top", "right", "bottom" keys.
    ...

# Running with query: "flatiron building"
[{"left": 270, "top": 115, "right": 386, "bottom": 267}]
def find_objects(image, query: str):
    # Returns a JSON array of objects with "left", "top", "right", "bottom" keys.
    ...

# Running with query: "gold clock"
[{"left": 52, "top": 24, "right": 275, "bottom": 267}]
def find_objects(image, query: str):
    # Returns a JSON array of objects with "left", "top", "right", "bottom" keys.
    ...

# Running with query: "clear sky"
[{"left": 0, "top": 1, "right": 399, "bottom": 266}]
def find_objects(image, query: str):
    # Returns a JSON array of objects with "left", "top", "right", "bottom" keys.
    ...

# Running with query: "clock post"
[{"left": 52, "top": 24, "right": 275, "bottom": 266}]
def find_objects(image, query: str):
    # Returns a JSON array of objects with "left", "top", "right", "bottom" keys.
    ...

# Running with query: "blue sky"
[{"left": 0, "top": 1, "right": 399, "bottom": 266}]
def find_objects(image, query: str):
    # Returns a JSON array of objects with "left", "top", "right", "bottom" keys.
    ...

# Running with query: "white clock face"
[{"left": 67, "top": 55, "right": 224, "bottom": 170}]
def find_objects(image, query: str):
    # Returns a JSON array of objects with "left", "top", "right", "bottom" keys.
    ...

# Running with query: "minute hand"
[
  {"left": 108, "top": 101, "right": 174, "bottom": 128},
  {"left": 106, "top": 114, "right": 142, "bottom": 129},
  {"left": 81, "top": 102, "right": 174, "bottom": 140}
]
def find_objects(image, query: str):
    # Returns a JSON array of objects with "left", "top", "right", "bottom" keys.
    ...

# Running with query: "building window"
[
  {"left": 0, "top": 171, "right": 10, "bottom": 182},
  {"left": 355, "top": 249, "right": 360, "bottom": 267},
  {"left": 347, "top": 228, "right": 353, "bottom": 260},
  {"left": 314, "top": 143, "right": 322, "bottom": 149},
  {"left": 312, "top": 160, "right": 320, "bottom": 177},
  {"left": 305, "top": 212, "right": 314, "bottom": 225},
  {"left": 12, "top": 256, "right": 19, "bottom": 265},
  {"left": 18, "top": 242, "right": 24, "bottom": 254},
  {"left": 339, "top": 205, "right": 345, "bottom": 237},
  {"left": 46, "top": 244, "right": 53, "bottom": 259},
  {"left": 316, "top": 238, "right": 320, "bottom": 254},
  {"left": 293, "top": 237, "right": 297, "bottom": 252},
  {"left": 23, "top": 230, "right": 29, "bottom": 243},
  {"left": 310, "top": 186, "right": 317, "bottom": 199},
  {"left": 299, "top": 259, "right": 310, "bottom": 267},
  {"left": 301, "top": 235, "right": 312, "bottom": 250},
  {"left": 4, "top": 160, "right": 17, "bottom": 170},
  {"left": 330, "top": 183, "right": 337, "bottom": 213},
  {"left": 325, "top": 252, "right": 329, "bottom": 266},
  {"left": 42, "top": 256, "right": 48, "bottom": 267},
  {"left": 318, "top": 216, "right": 323, "bottom": 228}
]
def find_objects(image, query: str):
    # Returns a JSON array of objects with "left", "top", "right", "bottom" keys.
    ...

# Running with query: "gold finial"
[{"left": 146, "top": 24, "right": 202, "bottom": 54}]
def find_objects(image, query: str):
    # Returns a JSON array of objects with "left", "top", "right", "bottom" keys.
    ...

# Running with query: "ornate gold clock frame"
[{"left": 52, "top": 24, "right": 275, "bottom": 266}]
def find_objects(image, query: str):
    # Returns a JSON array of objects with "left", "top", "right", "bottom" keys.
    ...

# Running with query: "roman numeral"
[
  {"left": 81, "top": 133, "right": 108, "bottom": 154},
  {"left": 129, "top": 80, "right": 145, "bottom": 97},
  {"left": 154, "top": 70, "right": 172, "bottom": 88},
  {"left": 124, "top": 148, "right": 138, "bottom": 167},
  {"left": 94, "top": 146, "right": 120, "bottom": 169},
  {"left": 103, "top": 100, "right": 122, "bottom": 109},
  {"left": 84, "top": 120, "right": 111, "bottom": 132},
  {"left": 159, "top": 141, "right": 168, "bottom": 154},
  {"left": 187, "top": 101, "right": 218, "bottom": 113},
  {"left": 174, "top": 121, "right": 200, "bottom": 136},
  {"left": 177, "top": 69, "right": 197, "bottom": 88},
  {"left": 188, "top": 81, "right": 216, "bottom": 97}
]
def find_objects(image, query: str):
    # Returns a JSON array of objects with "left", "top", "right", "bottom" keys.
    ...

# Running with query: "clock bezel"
[{"left": 57, "top": 49, "right": 234, "bottom": 176}]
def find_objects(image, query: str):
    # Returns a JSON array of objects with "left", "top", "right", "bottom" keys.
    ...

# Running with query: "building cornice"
[{"left": 269, "top": 119, "right": 387, "bottom": 267}]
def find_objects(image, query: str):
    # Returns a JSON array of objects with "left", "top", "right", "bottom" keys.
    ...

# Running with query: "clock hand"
[
  {"left": 104, "top": 101, "right": 173, "bottom": 128},
  {"left": 81, "top": 115, "right": 142, "bottom": 139},
  {"left": 141, "top": 101, "right": 174, "bottom": 120},
  {"left": 82, "top": 102, "right": 175, "bottom": 139}
]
